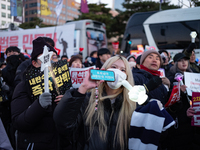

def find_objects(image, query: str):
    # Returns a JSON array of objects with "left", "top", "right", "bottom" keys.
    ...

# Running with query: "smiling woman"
[
  {"left": 165, "top": 52, "right": 195, "bottom": 150},
  {"left": 53, "top": 55, "right": 137, "bottom": 150}
]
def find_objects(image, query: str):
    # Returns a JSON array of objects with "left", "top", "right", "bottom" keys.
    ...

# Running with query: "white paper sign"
[
  {"left": 158, "top": 68, "right": 165, "bottom": 78},
  {"left": 184, "top": 72, "right": 200, "bottom": 93},
  {"left": 70, "top": 66, "right": 95, "bottom": 88}
]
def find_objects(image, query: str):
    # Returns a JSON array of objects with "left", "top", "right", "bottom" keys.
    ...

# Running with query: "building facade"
[
  {"left": 0, "top": 0, "right": 20, "bottom": 29},
  {"left": 24, "top": 0, "right": 80, "bottom": 25},
  {"left": 0, "top": 0, "right": 80, "bottom": 29}
]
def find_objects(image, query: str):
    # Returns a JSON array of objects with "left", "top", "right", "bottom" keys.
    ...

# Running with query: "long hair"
[
  {"left": 170, "top": 60, "right": 192, "bottom": 74},
  {"left": 84, "top": 56, "right": 136, "bottom": 150}
]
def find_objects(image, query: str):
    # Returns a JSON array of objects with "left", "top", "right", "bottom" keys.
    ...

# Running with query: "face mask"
[
  {"left": 106, "top": 68, "right": 127, "bottom": 89},
  {"left": 91, "top": 57, "right": 97, "bottom": 64}
]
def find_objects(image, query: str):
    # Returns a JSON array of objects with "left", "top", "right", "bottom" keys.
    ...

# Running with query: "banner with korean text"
[
  {"left": 191, "top": 92, "right": 200, "bottom": 127},
  {"left": 26, "top": 60, "right": 71, "bottom": 102},
  {"left": 0, "top": 24, "right": 75, "bottom": 58},
  {"left": 70, "top": 66, "right": 95, "bottom": 88}
]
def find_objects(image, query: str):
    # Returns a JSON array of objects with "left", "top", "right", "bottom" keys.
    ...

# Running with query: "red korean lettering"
[
  {"left": 23, "top": 34, "right": 32, "bottom": 50},
  {"left": 0, "top": 37, "right": 9, "bottom": 51},
  {"left": 9, "top": 36, "right": 18, "bottom": 46}
]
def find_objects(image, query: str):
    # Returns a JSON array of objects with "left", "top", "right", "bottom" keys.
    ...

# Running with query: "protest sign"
[
  {"left": 25, "top": 60, "right": 71, "bottom": 102},
  {"left": 70, "top": 66, "right": 95, "bottom": 88},
  {"left": 158, "top": 68, "right": 165, "bottom": 78},
  {"left": 165, "top": 82, "right": 180, "bottom": 108},
  {"left": 184, "top": 72, "right": 200, "bottom": 93},
  {"left": 191, "top": 92, "right": 200, "bottom": 127}
]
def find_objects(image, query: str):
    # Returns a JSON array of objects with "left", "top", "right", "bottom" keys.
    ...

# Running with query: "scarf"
[{"left": 140, "top": 65, "right": 161, "bottom": 76}]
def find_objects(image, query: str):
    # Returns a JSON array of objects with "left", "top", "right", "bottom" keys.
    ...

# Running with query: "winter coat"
[
  {"left": 95, "top": 58, "right": 103, "bottom": 69},
  {"left": 14, "top": 59, "right": 32, "bottom": 87},
  {"left": 11, "top": 76, "right": 59, "bottom": 150},
  {"left": 190, "top": 62, "right": 200, "bottom": 73},
  {"left": 0, "top": 118, "right": 13, "bottom": 150},
  {"left": 54, "top": 88, "right": 127, "bottom": 150},
  {"left": 132, "top": 69, "right": 168, "bottom": 105},
  {"left": 165, "top": 65, "right": 195, "bottom": 150}
]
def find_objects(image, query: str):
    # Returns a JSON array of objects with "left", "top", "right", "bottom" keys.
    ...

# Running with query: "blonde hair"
[{"left": 84, "top": 56, "right": 136, "bottom": 150}]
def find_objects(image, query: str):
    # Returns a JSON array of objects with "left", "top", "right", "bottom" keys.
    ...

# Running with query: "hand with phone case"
[
  {"left": 90, "top": 69, "right": 115, "bottom": 82},
  {"left": 78, "top": 69, "right": 104, "bottom": 94}
]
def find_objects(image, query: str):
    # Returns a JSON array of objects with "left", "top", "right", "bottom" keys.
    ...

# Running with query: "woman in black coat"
[
  {"left": 53, "top": 56, "right": 137, "bottom": 150},
  {"left": 165, "top": 53, "right": 194, "bottom": 150}
]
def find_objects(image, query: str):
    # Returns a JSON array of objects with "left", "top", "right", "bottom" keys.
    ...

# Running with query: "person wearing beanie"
[
  {"left": 132, "top": 50, "right": 169, "bottom": 105},
  {"left": 11, "top": 37, "right": 63, "bottom": 150},
  {"left": 96, "top": 48, "right": 111, "bottom": 68},
  {"left": 165, "top": 53, "right": 198, "bottom": 149},
  {"left": 132, "top": 50, "right": 171, "bottom": 149},
  {"left": 127, "top": 55, "right": 136, "bottom": 70}
]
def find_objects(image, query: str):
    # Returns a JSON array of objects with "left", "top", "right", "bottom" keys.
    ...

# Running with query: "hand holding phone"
[
  {"left": 90, "top": 69, "right": 115, "bottom": 82},
  {"left": 78, "top": 69, "right": 105, "bottom": 94}
]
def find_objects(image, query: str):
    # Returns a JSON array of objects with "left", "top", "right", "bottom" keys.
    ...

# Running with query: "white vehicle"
[
  {"left": 66, "top": 19, "right": 107, "bottom": 60},
  {"left": 0, "top": 19, "right": 107, "bottom": 60},
  {"left": 121, "top": 7, "right": 200, "bottom": 59}
]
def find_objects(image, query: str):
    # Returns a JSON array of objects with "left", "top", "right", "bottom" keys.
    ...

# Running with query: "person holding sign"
[
  {"left": 69, "top": 55, "right": 83, "bottom": 68},
  {"left": 165, "top": 53, "right": 194, "bottom": 150},
  {"left": 11, "top": 37, "right": 63, "bottom": 150},
  {"left": 53, "top": 56, "right": 137, "bottom": 150}
]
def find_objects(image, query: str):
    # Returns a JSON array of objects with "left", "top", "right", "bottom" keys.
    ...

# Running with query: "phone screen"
[{"left": 90, "top": 69, "right": 115, "bottom": 82}]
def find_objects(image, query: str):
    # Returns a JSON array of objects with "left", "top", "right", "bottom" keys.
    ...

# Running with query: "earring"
[{"left": 95, "top": 87, "right": 98, "bottom": 111}]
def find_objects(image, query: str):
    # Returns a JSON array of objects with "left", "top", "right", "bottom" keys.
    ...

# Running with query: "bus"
[
  {"left": 121, "top": 7, "right": 200, "bottom": 59},
  {"left": 66, "top": 19, "right": 107, "bottom": 60}
]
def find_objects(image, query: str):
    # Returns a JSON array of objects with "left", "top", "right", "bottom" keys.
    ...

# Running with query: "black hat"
[
  {"left": 97, "top": 48, "right": 111, "bottom": 57},
  {"left": 127, "top": 55, "right": 135, "bottom": 61},
  {"left": 173, "top": 53, "right": 189, "bottom": 63},
  {"left": 136, "top": 55, "right": 141, "bottom": 65},
  {"left": 31, "top": 37, "right": 57, "bottom": 60},
  {"left": 6, "top": 46, "right": 20, "bottom": 55}
]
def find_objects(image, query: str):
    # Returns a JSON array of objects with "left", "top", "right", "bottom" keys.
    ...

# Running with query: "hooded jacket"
[{"left": 54, "top": 88, "right": 128, "bottom": 150}]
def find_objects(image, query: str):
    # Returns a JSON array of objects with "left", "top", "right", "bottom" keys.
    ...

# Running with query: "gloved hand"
[
  {"left": 39, "top": 92, "right": 52, "bottom": 109},
  {"left": 186, "top": 43, "right": 196, "bottom": 53},
  {"left": 2, "top": 84, "right": 9, "bottom": 91},
  {"left": 144, "top": 76, "right": 162, "bottom": 93}
]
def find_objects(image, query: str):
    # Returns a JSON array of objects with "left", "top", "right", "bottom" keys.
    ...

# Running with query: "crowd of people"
[{"left": 0, "top": 36, "right": 200, "bottom": 150}]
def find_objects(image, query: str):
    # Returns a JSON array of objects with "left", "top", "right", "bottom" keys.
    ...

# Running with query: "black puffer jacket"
[
  {"left": 165, "top": 66, "right": 195, "bottom": 150},
  {"left": 11, "top": 78, "right": 59, "bottom": 150},
  {"left": 132, "top": 69, "right": 168, "bottom": 105},
  {"left": 54, "top": 88, "right": 127, "bottom": 150}
]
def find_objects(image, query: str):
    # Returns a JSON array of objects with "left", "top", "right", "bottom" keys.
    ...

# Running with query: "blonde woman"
[{"left": 53, "top": 56, "right": 136, "bottom": 150}]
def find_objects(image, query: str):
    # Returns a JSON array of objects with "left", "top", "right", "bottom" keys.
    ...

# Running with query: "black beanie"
[
  {"left": 136, "top": 55, "right": 141, "bottom": 65},
  {"left": 31, "top": 37, "right": 57, "bottom": 60}
]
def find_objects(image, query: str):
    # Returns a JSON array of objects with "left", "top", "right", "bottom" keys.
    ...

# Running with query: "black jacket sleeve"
[
  {"left": 11, "top": 81, "right": 50, "bottom": 131},
  {"left": 53, "top": 88, "right": 86, "bottom": 137}
]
